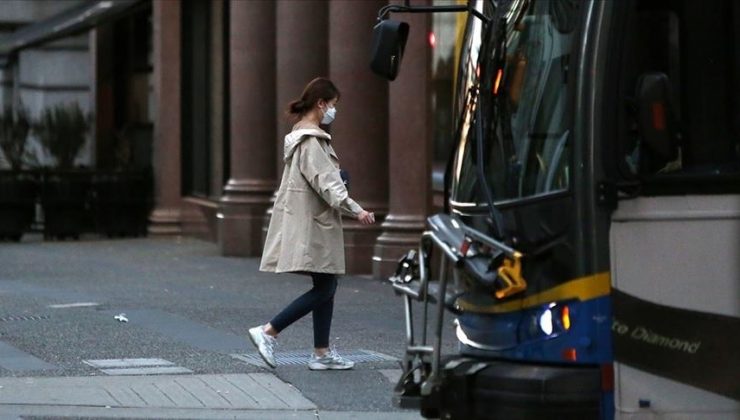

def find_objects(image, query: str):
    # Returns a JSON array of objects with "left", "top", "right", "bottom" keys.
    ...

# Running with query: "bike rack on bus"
[
  {"left": 389, "top": 214, "right": 526, "bottom": 409},
  {"left": 389, "top": 225, "right": 459, "bottom": 408}
]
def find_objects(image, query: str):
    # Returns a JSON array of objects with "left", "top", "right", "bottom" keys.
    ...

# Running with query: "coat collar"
[{"left": 283, "top": 128, "right": 334, "bottom": 162}]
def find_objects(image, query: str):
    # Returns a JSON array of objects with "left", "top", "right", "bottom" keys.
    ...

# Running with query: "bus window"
[
  {"left": 618, "top": 0, "right": 740, "bottom": 193},
  {"left": 451, "top": 0, "right": 580, "bottom": 205}
]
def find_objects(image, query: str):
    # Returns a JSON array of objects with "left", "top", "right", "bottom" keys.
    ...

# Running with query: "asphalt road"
[{"left": 0, "top": 235, "right": 458, "bottom": 418}]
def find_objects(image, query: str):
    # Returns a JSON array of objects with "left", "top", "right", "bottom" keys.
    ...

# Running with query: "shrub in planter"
[
  {"left": 0, "top": 107, "right": 37, "bottom": 241},
  {"left": 35, "top": 103, "right": 88, "bottom": 170},
  {"left": 0, "top": 106, "right": 31, "bottom": 171},
  {"left": 35, "top": 103, "right": 92, "bottom": 240}
]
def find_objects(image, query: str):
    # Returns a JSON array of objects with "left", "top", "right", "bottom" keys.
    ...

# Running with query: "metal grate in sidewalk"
[
  {"left": 0, "top": 314, "right": 50, "bottom": 322},
  {"left": 231, "top": 349, "right": 398, "bottom": 367}
]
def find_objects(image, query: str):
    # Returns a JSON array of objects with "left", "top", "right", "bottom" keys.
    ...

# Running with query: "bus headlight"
[
  {"left": 536, "top": 303, "right": 572, "bottom": 337},
  {"left": 539, "top": 309, "right": 554, "bottom": 335}
]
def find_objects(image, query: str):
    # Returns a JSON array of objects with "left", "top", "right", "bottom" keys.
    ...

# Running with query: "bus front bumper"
[{"left": 409, "top": 357, "right": 603, "bottom": 419}]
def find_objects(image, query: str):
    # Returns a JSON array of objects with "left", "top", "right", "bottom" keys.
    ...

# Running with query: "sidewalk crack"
[
  {"left": 102, "top": 387, "right": 122, "bottom": 406},
  {"left": 153, "top": 382, "right": 178, "bottom": 406},
  {"left": 243, "top": 374, "right": 289, "bottom": 407},
  {"left": 129, "top": 386, "right": 148, "bottom": 406},
  {"left": 173, "top": 378, "right": 206, "bottom": 408},
  {"left": 198, "top": 376, "right": 233, "bottom": 407},
  {"left": 221, "top": 375, "right": 260, "bottom": 406}
]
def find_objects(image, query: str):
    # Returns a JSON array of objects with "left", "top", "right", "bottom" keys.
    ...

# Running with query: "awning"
[{"left": 0, "top": 0, "right": 145, "bottom": 56}]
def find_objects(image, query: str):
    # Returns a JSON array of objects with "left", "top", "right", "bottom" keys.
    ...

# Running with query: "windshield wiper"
[{"left": 473, "top": 15, "right": 509, "bottom": 243}]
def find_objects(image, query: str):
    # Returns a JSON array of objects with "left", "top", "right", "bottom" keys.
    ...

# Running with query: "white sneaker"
[
  {"left": 248, "top": 325, "right": 277, "bottom": 368},
  {"left": 308, "top": 348, "right": 355, "bottom": 370}
]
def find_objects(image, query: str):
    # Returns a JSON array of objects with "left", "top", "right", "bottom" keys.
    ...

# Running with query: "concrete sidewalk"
[{"left": 0, "top": 373, "right": 420, "bottom": 419}]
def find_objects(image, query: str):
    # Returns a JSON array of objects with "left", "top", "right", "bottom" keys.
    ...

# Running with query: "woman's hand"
[{"left": 357, "top": 210, "right": 375, "bottom": 225}]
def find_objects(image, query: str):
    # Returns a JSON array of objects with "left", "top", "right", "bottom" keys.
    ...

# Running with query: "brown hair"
[{"left": 287, "top": 77, "right": 340, "bottom": 117}]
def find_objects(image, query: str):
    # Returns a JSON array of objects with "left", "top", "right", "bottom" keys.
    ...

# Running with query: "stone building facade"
[{"left": 1, "top": 0, "right": 462, "bottom": 278}]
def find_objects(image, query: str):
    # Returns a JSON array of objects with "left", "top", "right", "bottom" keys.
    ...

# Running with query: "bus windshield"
[{"left": 451, "top": 0, "right": 580, "bottom": 206}]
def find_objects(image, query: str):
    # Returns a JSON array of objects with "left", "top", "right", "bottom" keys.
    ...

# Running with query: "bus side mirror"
[
  {"left": 370, "top": 19, "right": 409, "bottom": 81},
  {"left": 636, "top": 72, "right": 678, "bottom": 162}
]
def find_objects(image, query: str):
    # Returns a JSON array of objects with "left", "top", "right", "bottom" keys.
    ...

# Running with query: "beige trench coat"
[{"left": 259, "top": 126, "right": 364, "bottom": 274}]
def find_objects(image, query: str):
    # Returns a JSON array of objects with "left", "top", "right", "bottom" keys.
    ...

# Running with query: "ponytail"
[
  {"left": 285, "top": 77, "right": 340, "bottom": 119},
  {"left": 287, "top": 99, "right": 306, "bottom": 115}
]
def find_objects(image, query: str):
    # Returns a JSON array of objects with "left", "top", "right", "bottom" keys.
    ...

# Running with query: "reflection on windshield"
[
  {"left": 451, "top": 0, "right": 485, "bottom": 205},
  {"left": 453, "top": 0, "right": 484, "bottom": 119},
  {"left": 452, "top": 0, "right": 579, "bottom": 206}
]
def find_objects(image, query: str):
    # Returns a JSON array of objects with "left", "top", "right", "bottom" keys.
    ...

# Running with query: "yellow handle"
[{"left": 495, "top": 252, "right": 527, "bottom": 299}]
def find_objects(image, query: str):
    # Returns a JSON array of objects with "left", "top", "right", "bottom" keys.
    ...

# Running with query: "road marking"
[
  {"left": 84, "top": 358, "right": 191, "bottom": 376},
  {"left": 102, "top": 309, "right": 248, "bottom": 353},
  {"left": 0, "top": 280, "right": 100, "bottom": 303},
  {"left": 379, "top": 369, "right": 403, "bottom": 384},
  {"left": 100, "top": 366, "right": 193, "bottom": 376},
  {"left": 48, "top": 302, "right": 99, "bottom": 309},
  {"left": 83, "top": 358, "right": 175, "bottom": 369},
  {"left": 0, "top": 341, "right": 56, "bottom": 371}
]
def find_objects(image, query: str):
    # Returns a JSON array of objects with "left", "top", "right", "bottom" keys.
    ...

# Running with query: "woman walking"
[{"left": 249, "top": 78, "right": 375, "bottom": 370}]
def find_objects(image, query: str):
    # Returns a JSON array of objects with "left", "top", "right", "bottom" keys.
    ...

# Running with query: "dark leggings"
[{"left": 269, "top": 272, "right": 338, "bottom": 348}]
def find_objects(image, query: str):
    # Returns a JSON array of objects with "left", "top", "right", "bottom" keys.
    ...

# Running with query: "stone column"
[
  {"left": 276, "top": 0, "right": 328, "bottom": 151},
  {"left": 262, "top": 0, "right": 329, "bottom": 245},
  {"left": 149, "top": 0, "right": 182, "bottom": 235},
  {"left": 329, "top": 0, "right": 389, "bottom": 274},
  {"left": 219, "top": 0, "right": 277, "bottom": 256},
  {"left": 210, "top": 0, "right": 226, "bottom": 199},
  {"left": 372, "top": 5, "right": 432, "bottom": 279}
]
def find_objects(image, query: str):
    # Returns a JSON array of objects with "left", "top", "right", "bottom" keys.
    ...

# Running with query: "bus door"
[{"left": 605, "top": 0, "right": 740, "bottom": 416}]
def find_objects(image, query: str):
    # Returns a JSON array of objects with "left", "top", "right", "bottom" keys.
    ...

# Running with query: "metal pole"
[{"left": 420, "top": 241, "right": 430, "bottom": 346}]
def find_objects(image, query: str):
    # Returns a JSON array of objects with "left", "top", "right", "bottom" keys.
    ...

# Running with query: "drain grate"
[
  {"left": 231, "top": 349, "right": 398, "bottom": 367},
  {"left": 0, "top": 314, "right": 50, "bottom": 322}
]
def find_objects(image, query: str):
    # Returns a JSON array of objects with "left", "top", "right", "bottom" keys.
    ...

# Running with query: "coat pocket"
[
  {"left": 308, "top": 212, "right": 337, "bottom": 263},
  {"left": 313, "top": 208, "right": 334, "bottom": 228}
]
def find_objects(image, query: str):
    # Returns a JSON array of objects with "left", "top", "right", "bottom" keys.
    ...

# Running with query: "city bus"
[{"left": 371, "top": 0, "right": 740, "bottom": 418}]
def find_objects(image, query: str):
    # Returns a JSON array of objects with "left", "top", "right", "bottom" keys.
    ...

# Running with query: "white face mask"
[{"left": 321, "top": 105, "right": 336, "bottom": 125}]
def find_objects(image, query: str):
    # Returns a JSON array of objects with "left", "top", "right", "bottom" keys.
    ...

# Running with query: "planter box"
[
  {"left": 93, "top": 170, "right": 152, "bottom": 237},
  {"left": 0, "top": 170, "right": 39, "bottom": 241},
  {"left": 41, "top": 171, "right": 93, "bottom": 240}
]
